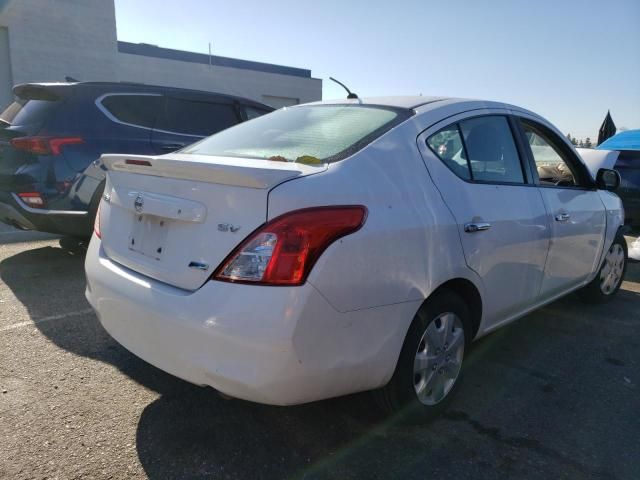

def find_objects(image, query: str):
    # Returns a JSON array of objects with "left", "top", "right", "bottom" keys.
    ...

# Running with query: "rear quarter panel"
[{"left": 267, "top": 119, "right": 482, "bottom": 314}]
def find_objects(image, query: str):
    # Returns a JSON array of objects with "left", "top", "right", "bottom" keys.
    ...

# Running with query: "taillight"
[
  {"left": 11, "top": 136, "right": 83, "bottom": 155},
  {"left": 214, "top": 206, "right": 367, "bottom": 286},
  {"left": 17, "top": 192, "right": 46, "bottom": 209},
  {"left": 94, "top": 202, "right": 101, "bottom": 239}
]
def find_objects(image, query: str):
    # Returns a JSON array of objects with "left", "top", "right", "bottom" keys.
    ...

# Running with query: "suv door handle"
[
  {"left": 160, "top": 143, "right": 185, "bottom": 151},
  {"left": 464, "top": 222, "right": 492, "bottom": 233},
  {"left": 555, "top": 213, "right": 571, "bottom": 222}
]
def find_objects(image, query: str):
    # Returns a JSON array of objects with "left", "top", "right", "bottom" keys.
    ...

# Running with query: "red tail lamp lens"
[{"left": 214, "top": 206, "right": 367, "bottom": 286}]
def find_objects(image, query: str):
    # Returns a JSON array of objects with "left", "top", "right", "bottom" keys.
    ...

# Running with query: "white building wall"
[
  {"left": 0, "top": 26, "right": 12, "bottom": 108},
  {"left": 116, "top": 52, "right": 321, "bottom": 106},
  {"left": 0, "top": 0, "right": 321, "bottom": 110},
  {"left": 0, "top": 0, "right": 119, "bottom": 86}
]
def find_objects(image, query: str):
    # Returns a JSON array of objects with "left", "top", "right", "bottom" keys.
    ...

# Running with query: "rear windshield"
[
  {"left": 182, "top": 104, "right": 411, "bottom": 164},
  {"left": 0, "top": 98, "right": 59, "bottom": 126}
]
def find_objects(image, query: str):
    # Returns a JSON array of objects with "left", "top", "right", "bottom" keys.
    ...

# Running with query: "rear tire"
[
  {"left": 578, "top": 233, "right": 627, "bottom": 304},
  {"left": 374, "top": 290, "right": 471, "bottom": 423}
]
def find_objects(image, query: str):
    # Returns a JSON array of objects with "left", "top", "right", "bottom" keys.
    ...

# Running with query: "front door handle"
[
  {"left": 464, "top": 222, "right": 492, "bottom": 233},
  {"left": 555, "top": 213, "right": 571, "bottom": 222}
]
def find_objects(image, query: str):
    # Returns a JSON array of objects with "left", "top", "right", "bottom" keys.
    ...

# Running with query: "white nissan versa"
[{"left": 85, "top": 96, "right": 627, "bottom": 420}]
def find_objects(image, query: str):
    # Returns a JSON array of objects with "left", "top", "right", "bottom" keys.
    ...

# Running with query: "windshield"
[{"left": 182, "top": 104, "right": 410, "bottom": 163}]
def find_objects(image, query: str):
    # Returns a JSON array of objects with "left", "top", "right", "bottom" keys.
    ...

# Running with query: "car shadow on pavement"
[
  {"left": 0, "top": 244, "right": 186, "bottom": 394},
  {"left": 2, "top": 244, "right": 639, "bottom": 479}
]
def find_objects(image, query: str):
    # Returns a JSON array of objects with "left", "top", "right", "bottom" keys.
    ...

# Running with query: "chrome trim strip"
[
  {"left": 95, "top": 93, "right": 205, "bottom": 139},
  {"left": 11, "top": 194, "right": 89, "bottom": 216}
]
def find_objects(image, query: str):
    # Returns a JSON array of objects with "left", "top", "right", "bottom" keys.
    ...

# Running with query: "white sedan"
[{"left": 85, "top": 96, "right": 627, "bottom": 420}]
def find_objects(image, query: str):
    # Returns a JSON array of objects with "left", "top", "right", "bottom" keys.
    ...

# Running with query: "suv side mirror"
[{"left": 596, "top": 168, "right": 620, "bottom": 191}]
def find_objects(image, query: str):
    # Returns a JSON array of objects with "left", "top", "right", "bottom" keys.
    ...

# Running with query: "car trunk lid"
[{"left": 99, "top": 153, "right": 326, "bottom": 290}]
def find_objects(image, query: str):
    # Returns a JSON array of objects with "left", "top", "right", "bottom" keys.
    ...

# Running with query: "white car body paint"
[
  {"left": 630, "top": 237, "right": 640, "bottom": 262},
  {"left": 576, "top": 148, "right": 619, "bottom": 178},
  {"left": 85, "top": 97, "right": 624, "bottom": 405}
]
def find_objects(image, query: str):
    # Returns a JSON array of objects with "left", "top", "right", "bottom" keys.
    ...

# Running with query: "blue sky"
[{"left": 114, "top": 0, "right": 639, "bottom": 140}]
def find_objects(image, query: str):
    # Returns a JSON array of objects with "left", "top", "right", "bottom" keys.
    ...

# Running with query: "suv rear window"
[
  {"left": 182, "top": 104, "right": 410, "bottom": 163},
  {"left": 0, "top": 98, "right": 59, "bottom": 126},
  {"left": 99, "top": 94, "right": 162, "bottom": 129}
]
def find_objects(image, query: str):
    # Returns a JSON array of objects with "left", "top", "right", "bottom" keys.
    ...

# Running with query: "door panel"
[
  {"left": 445, "top": 183, "right": 549, "bottom": 324},
  {"left": 537, "top": 188, "right": 605, "bottom": 296},
  {"left": 417, "top": 110, "right": 550, "bottom": 328},
  {"left": 516, "top": 117, "right": 607, "bottom": 297}
]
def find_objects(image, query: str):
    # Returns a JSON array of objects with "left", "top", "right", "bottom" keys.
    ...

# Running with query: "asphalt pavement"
[{"left": 0, "top": 226, "right": 638, "bottom": 479}]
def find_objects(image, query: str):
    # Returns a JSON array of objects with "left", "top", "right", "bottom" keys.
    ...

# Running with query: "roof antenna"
[{"left": 329, "top": 77, "right": 358, "bottom": 99}]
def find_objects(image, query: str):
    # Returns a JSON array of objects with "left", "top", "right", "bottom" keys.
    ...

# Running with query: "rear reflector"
[
  {"left": 214, "top": 206, "right": 367, "bottom": 286},
  {"left": 125, "top": 159, "right": 152, "bottom": 166},
  {"left": 17, "top": 192, "right": 46, "bottom": 209},
  {"left": 11, "top": 136, "right": 83, "bottom": 155}
]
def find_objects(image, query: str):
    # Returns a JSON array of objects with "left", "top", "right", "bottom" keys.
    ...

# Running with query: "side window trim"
[
  {"left": 507, "top": 115, "right": 536, "bottom": 185},
  {"left": 427, "top": 114, "right": 533, "bottom": 186},
  {"left": 95, "top": 92, "right": 162, "bottom": 132},
  {"left": 514, "top": 116, "right": 595, "bottom": 190},
  {"left": 456, "top": 123, "right": 473, "bottom": 181}
]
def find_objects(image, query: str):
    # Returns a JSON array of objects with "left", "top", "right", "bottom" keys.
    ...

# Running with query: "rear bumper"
[
  {"left": 0, "top": 190, "right": 89, "bottom": 236},
  {"left": 85, "top": 238, "right": 416, "bottom": 405}
]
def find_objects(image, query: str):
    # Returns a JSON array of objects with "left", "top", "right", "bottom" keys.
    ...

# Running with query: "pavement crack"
[{"left": 443, "top": 410, "right": 619, "bottom": 480}]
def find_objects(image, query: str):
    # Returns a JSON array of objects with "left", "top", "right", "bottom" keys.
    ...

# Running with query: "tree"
[
  {"left": 584, "top": 137, "right": 592, "bottom": 148},
  {"left": 578, "top": 139, "right": 584, "bottom": 147},
  {"left": 566, "top": 133, "right": 578, "bottom": 146}
]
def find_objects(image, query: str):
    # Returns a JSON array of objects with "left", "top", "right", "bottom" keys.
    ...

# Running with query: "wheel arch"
[{"left": 424, "top": 278, "right": 483, "bottom": 341}]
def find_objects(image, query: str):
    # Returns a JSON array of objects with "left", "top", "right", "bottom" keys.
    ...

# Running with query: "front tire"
[
  {"left": 375, "top": 290, "right": 471, "bottom": 422},
  {"left": 578, "top": 234, "right": 627, "bottom": 303}
]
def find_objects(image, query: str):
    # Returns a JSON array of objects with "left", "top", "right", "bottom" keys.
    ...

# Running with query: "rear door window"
[
  {"left": 99, "top": 94, "right": 162, "bottom": 129},
  {"left": 459, "top": 116, "right": 524, "bottom": 184},
  {"left": 156, "top": 98, "right": 240, "bottom": 136},
  {"left": 428, "top": 115, "right": 526, "bottom": 184},
  {"left": 427, "top": 125, "right": 470, "bottom": 180}
]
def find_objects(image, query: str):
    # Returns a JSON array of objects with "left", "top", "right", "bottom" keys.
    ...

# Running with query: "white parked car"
[{"left": 85, "top": 97, "right": 627, "bottom": 420}]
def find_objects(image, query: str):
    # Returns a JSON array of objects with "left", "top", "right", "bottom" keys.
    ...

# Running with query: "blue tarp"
[{"left": 597, "top": 129, "right": 640, "bottom": 151}]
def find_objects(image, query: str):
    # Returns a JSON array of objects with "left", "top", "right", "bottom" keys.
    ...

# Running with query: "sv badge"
[{"left": 218, "top": 223, "right": 241, "bottom": 233}]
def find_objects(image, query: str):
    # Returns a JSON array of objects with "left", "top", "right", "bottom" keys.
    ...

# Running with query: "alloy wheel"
[
  {"left": 600, "top": 243, "right": 625, "bottom": 295},
  {"left": 413, "top": 312, "right": 465, "bottom": 406}
]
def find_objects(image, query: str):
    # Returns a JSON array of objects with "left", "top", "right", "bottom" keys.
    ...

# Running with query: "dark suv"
[{"left": 0, "top": 82, "right": 273, "bottom": 237}]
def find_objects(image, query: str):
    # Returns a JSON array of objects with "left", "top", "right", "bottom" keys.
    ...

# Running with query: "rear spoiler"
[
  {"left": 101, "top": 153, "right": 327, "bottom": 189},
  {"left": 12, "top": 83, "right": 69, "bottom": 101}
]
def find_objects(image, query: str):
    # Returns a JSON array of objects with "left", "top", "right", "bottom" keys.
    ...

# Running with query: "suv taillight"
[
  {"left": 17, "top": 192, "right": 46, "bottom": 209},
  {"left": 213, "top": 206, "right": 367, "bottom": 286},
  {"left": 11, "top": 136, "right": 83, "bottom": 155}
]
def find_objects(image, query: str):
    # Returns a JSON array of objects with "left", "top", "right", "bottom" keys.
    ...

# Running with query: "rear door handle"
[
  {"left": 555, "top": 213, "right": 571, "bottom": 222},
  {"left": 160, "top": 143, "right": 185, "bottom": 151},
  {"left": 464, "top": 222, "right": 492, "bottom": 233}
]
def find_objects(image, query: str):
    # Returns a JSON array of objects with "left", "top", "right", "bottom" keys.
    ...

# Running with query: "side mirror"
[{"left": 596, "top": 168, "right": 620, "bottom": 191}]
